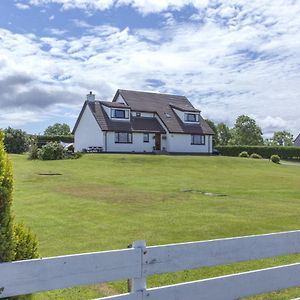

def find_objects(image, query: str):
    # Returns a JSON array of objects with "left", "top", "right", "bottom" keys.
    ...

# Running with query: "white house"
[
  {"left": 73, "top": 89, "right": 214, "bottom": 154},
  {"left": 294, "top": 133, "right": 300, "bottom": 147}
]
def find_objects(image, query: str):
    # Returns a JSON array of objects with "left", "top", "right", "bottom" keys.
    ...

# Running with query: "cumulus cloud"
[
  {"left": 1, "top": 1, "right": 300, "bottom": 135},
  {"left": 15, "top": 2, "right": 30, "bottom": 10}
]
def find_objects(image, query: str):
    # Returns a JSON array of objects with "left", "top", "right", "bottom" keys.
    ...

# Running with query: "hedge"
[
  {"left": 30, "top": 135, "right": 74, "bottom": 147},
  {"left": 216, "top": 146, "right": 300, "bottom": 160}
]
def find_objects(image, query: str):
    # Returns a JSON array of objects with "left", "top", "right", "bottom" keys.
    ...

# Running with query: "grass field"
[{"left": 10, "top": 154, "right": 300, "bottom": 299}]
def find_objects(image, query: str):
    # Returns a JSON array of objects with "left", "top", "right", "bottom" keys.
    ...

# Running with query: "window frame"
[
  {"left": 191, "top": 134, "right": 205, "bottom": 145},
  {"left": 143, "top": 133, "right": 149, "bottom": 143},
  {"left": 115, "top": 132, "right": 133, "bottom": 144},
  {"left": 184, "top": 113, "right": 199, "bottom": 122},
  {"left": 111, "top": 109, "right": 129, "bottom": 119}
]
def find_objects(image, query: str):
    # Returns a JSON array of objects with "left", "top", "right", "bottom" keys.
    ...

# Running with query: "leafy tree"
[
  {"left": 44, "top": 123, "right": 72, "bottom": 136},
  {"left": 0, "top": 130, "right": 15, "bottom": 262},
  {"left": 205, "top": 119, "right": 219, "bottom": 146},
  {"left": 270, "top": 131, "right": 293, "bottom": 146},
  {"left": 217, "top": 123, "right": 231, "bottom": 145},
  {"left": 231, "top": 115, "right": 263, "bottom": 145},
  {"left": 3, "top": 127, "right": 29, "bottom": 154}
]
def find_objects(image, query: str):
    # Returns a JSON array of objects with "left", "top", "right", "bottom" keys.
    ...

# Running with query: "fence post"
[{"left": 130, "top": 240, "right": 146, "bottom": 297}]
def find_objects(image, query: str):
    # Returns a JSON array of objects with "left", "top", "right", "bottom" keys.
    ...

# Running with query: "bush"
[
  {"left": 28, "top": 137, "right": 39, "bottom": 160},
  {"left": 250, "top": 153, "right": 262, "bottom": 159},
  {"left": 37, "top": 142, "right": 66, "bottom": 160},
  {"left": 0, "top": 130, "right": 39, "bottom": 265},
  {"left": 3, "top": 127, "right": 29, "bottom": 154},
  {"left": 239, "top": 151, "right": 249, "bottom": 158},
  {"left": 14, "top": 224, "right": 39, "bottom": 261},
  {"left": 216, "top": 146, "right": 300, "bottom": 160},
  {"left": 271, "top": 154, "right": 280, "bottom": 164}
]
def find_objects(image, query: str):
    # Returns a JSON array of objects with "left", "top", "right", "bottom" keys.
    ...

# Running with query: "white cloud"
[
  {"left": 15, "top": 2, "right": 30, "bottom": 10},
  {"left": 1, "top": 1, "right": 300, "bottom": 135}
]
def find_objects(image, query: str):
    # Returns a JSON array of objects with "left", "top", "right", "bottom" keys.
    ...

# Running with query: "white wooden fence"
[{"left": 1, "top": 230, "right": 300, "bottom": 299}]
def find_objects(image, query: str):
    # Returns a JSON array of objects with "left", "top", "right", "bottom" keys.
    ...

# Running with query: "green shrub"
[
  {"left": 37, "top": 142, "right": 66, "bottom": 160},
  {"left": 250, "top": 153, "right": 262, "bottom": 159},
  {"left": 239, "top": 151, "right": 249, "bottom": 158},
  {"left": 28, "top": 137, "right": 39, "bottom": 160},
  {"left": 0, "top": 131, "right": 15, "bottom": 262},
  {"left": 0, "top": 130, "right": 39, "bottom": 265},
  {"left": 14, "top": 223, "right": 39, "bottom": 261},
  {"left": 216, "top": 146, "right": 300, "bottom": 160},
  {"left": 271, "top": 154, "right": 280, "bottom": 164},
  {"left": 3, "top": 127, "right": 29, "bottom": 154}
]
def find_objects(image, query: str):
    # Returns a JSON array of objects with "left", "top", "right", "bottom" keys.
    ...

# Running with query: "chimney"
[{"left": 87, "top": 91, "right": 95, "bottom": 101}]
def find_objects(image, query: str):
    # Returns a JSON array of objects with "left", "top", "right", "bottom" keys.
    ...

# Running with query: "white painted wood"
[
  {"left": 95, "top": 292, "right": 141, "bottom": 300},
  {"left": 143, "top": 230, "right": 300, "bottom": 276},
  {"left": 131, "top": 241, "right": 147, "bottom": 293},
  {"left": 0, "top": 248, "right": 140, "bottom": 298},
  {"left": 145, "top": 262, "right": 300, "bottom": 300}
]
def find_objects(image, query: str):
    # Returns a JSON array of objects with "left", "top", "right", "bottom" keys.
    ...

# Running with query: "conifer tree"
[{"left": 0, "top": 130, "right": 15, "bottom": 262}]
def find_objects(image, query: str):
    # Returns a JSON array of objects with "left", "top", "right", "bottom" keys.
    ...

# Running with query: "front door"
[{"left": 155, "top": 133, "right": 161, "bottom": 150}]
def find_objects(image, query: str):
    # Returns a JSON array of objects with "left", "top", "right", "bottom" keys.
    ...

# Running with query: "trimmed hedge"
[
  {"left": 216, "top": 146, "right": 300, "bottom": 160},
  {"left": 29, "top": 135, "right": 74, "bottom": 147}
]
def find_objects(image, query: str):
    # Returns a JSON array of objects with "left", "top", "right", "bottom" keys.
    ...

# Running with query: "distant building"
[
  {"left": 294, "top": 133, "right": 300, "bottom": 147},
  {"left": 73, "top": 89, "right": 214, "bottom": 154}
]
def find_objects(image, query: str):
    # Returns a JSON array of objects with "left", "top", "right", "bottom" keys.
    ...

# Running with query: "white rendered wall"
[
  {"left": 106, "top": 132, "right": 155, "bottom": 152},
  {"left": 166, "top": 134, "right": 212, "bottom": 153},
  {"left": 116, "top": 94, "right": 127, "bottom": 104},
  {"left": 74, "top": 105, "right": 103, "bottom": 152}
]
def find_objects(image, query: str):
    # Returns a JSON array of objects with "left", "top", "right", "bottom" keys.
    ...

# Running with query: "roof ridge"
[{"left": 119, "top": 89, "right": 187, "bottom": 98}]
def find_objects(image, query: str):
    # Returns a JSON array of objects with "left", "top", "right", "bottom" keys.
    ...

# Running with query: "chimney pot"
[{"left": 87, "top": 91, "right": 95, "bottom": 101}]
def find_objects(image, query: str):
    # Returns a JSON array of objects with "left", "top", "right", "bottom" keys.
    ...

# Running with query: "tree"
[
  {"left": 217, "top": 123, "right": 231, "bottom": 145},
  {"left": 270, "top": 131, "right": 294, "bottom": 146},
  {"left": 231, "top": 115, "right": 263, "bottom": 145},
  {"left": 44, "top": 123, "right": 72, "bottom": 136},
  {"left": 0, "top": 130, "right": 38, "bottom": 263},
  {"left": 3, "top": 127, "right": 29, "bottom": 154},
  {"left": 0, "top": 130, "right": 15, "bottom": 261},
  {"left": 205, "top": 119, "right": 219, "bottom": 146}
]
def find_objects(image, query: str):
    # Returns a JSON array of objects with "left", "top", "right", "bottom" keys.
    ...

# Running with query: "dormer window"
[
  {"left": 111, "top": 109, "right": 129, "bottom": 119},
  {"left": 184, "top": 113, "right": 199, "bottom": 122}
]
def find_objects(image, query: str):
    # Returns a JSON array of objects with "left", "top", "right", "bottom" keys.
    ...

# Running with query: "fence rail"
[{"left": 1, "top": 230, "right": 300, "bottom": 299}]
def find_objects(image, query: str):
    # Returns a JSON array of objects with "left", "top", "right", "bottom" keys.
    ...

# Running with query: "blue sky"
[{"left": 0, "top": 0, "right": 299, "bottom": 136}]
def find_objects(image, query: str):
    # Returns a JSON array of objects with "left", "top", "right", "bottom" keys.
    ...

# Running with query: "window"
[
  {"left": 184, "top": 113, "right": 198, "bottom": 122},
  {"left": 112, "top": 109, "right": 129, "bottom": 119},
  {"left": 115, "top": 132, "right": 132, "bottom": 143},
  {"left": 143, "top": 133, "right": 149, "bottom": 143},
  {"left": 191, "top": 135, "right": 205, "bottom": 145}
]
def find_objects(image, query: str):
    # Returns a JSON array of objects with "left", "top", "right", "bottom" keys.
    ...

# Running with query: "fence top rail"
[
  {"left": 1, "top": 230, "right": 300, "bottom": 299},
  {"left": 143, "top": 229, "right": 300, "bottom": 275}
]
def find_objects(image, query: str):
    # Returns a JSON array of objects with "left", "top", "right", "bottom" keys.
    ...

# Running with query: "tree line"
[{"left": 206, "top": 115, "right": 294, "bottom": 147}]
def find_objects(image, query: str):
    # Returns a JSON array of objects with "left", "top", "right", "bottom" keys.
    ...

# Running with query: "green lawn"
[{"left": 10, "top": 154, "right": 300, "bottom": 299}]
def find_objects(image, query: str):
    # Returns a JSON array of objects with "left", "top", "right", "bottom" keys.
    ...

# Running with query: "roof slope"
[
  {"left": 88, "top": 101, "right": 166, "bottom": 133},
  {"left": 114, "top": 89, "right": 214, "bottom": 135}
]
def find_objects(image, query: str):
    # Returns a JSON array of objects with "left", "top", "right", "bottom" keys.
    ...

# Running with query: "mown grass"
[{"left": 10, "top": 154, "right": 300, "bottom": 299}]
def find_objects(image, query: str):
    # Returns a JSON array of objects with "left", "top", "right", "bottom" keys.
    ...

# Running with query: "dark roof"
[
  {"left": 113, "top": 89, "right": 214, "bottom": 135},
  {"left": 294, "top": 133, "right": 300, "bottom": 146},
  {"left": 86, "top": 101, "right": 165, "bottom": 133},
  {"left": 73, "top": 90, "right": 214, "bottom": 135},
  {"left": 100, "top": 101, "right": 130, "bottom": 109},
  {"left": 169, "top": 103, "right": 200, "bottom": 112}
]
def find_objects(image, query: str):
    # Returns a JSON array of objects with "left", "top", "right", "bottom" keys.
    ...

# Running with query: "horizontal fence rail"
[{"left": 1, "top": 230, "right": 300, "bottom": 299}]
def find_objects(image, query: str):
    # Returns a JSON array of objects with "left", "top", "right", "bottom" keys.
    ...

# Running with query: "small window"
[
  {"left": 143, "top": 133, "right": 149, "bottom": 143},
  {"left": 185, "top": 113, "right": 198, "bottom": 122},
  {"left": 136, "top": 112, "right": 141, "bottom": 117},
  {"left": 191, "top": 135, "right": 205, "bottom": 145},
  {"left": 115, "top": 132, "right": 132, "bottom": 144},
  {"left": 112, "top": 109, "right": 129, "bottom": 119}
]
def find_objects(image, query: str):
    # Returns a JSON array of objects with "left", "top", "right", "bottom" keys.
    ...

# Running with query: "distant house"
[
  {"left": 294, "top": 133, "right": 300, "bottom": 147},
  {"left": 73, "top": 89, "right": 214, "bottom": 154}
]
